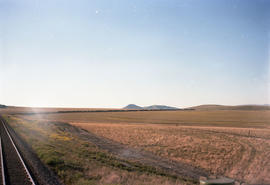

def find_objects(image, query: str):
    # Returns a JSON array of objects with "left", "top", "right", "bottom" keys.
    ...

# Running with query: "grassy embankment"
[{"left": 3, "top": 115, "right": 193, "bottom": 185}]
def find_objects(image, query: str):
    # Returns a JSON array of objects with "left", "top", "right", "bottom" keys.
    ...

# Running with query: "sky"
[{"left": 0, "top": 0, "right": 269, "bottom": 108}]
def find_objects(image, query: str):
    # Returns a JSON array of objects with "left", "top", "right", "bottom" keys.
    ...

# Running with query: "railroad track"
[{"left": 0, "top": 119, "right": 36, "bottom": 185}]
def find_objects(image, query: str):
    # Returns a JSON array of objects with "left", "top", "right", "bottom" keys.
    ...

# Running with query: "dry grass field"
[
  {"left": 71, "top": 123, "right": 270, "bottom": 184},
  {"left": 5, "top": 109, "right": 270, "bottom": 184},
  {"left": 23, "top": 110, "right": 270, "bottom": 128}
]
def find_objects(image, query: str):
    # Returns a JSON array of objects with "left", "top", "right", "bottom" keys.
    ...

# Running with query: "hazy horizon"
[
  {"left": 2, "top": 103, "right": 270, "bottom": 110},
  {"left": 1, "top": 0, "right": 270, "bottom": 108}
]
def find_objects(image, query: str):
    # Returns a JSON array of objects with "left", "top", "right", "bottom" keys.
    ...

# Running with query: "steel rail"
[
  {"left": 1, "top": 120, "right": 36, "bottom": 185},
  {"left": 0, "top": 137, "right": 6, "bottom": 185}
]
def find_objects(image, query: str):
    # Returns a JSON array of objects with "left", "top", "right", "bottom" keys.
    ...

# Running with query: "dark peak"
[
  {"left": 123, "top": 104, "right": 143, "bottom": 109},
  {"left": 123, "top": 104, "right": 179, "bottom": 110},
  {"left": 0, "top": 104, "right": 7, "bottom": 108}
]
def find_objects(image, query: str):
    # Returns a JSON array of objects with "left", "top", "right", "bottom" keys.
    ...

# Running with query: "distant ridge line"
[
  {"left": 190, "top": 104, "right": 270, "bottom": 111},
  {"left": 13, "top": 108, "right": 194, "bottom": 115},
  {"left": 123, "top": 104, "right": 180, "bottom": 110}
]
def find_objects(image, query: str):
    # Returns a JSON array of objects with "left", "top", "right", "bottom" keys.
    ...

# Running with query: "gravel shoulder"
[{"left": 1, "top": 116, "right": 64, "bottom": 185}]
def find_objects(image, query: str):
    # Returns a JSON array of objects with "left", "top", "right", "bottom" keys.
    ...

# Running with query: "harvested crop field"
[
  {"left": 21, "top": 110, "right": 270, "bottom": 128},
  {"left": 19, "top": 110, "right": 270, "bottom": 184},
  {"left": 71, "top": 123, "right": 270, "bottom": 184}
]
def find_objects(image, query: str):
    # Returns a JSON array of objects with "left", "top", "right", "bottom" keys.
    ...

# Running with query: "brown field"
[
  {"left": 71, "top": 123, "right": 270, "bottom": 184},
  {"left": 12, "top": 110, "right": 270, "bottom": 184},
  {"left": 0, "top": 106, "right": 119, "bottom": 114},
  {"left": 22, "top": 110, "right": 270, "bottom": 128}
]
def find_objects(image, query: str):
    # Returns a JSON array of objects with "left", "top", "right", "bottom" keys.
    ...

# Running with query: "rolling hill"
[
  {"left": 123, "top": 104, "right": 179, "bottom": 110},
  {"left": 123, "top": 104, "right": 143, "bottom": 109},
  {"left": 190, "top": 104, "right": 270, "bottom": 111},
  {"left": 0, "top": 104, "right": 7, "bottom": 108},
  {"left": 144, "top": 105, "right": 179, "bottom": 110}
]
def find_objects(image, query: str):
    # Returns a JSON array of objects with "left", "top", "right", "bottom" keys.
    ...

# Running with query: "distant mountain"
[
  {"left": 123, "top": 104, "right": 143, "bottom": 109},
  {"left": 144, "top": 105, "right": 179, "bottom": 110},
  {"left": 190, "top": 104, "right": 270, "bottom": 111},
  {"left": 0, "top": 104, "right": 7, "bottom": 108},
  {"left": 123, "top": 104, "right": 179, "bottom": 110}
]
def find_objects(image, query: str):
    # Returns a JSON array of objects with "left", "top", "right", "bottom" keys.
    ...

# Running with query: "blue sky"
[{"left": 0, "top": 0, "right": 269, "bottom": 108}]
